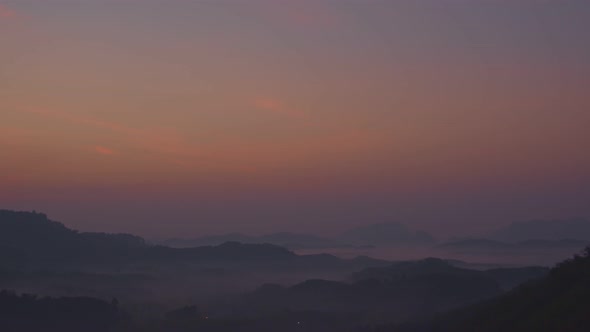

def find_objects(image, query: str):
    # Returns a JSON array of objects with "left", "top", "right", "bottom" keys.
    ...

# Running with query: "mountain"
[
  {"left": 0, "top": 209, "right": 401, "bottom": 308},
  {"left": 489, "top": 218, "right": 590, "bottom": 242},
  {"left": 338, "top": 222, "right": 435, "bottom": 246},
  {"left": 352, "top": 258, "right": 547, "bottom": 291},
  {"left": 0, "top": 210, "right": 309, "bottom": 264},
  {"left": 162, "top": 222, "right": 435, "bottom": 250},
  {"left": 446, "top": 248, "right": 590, "bottom": 332},
  {"left": 375, "top": 247, "right": 590, "bottom": 332},
  {"left": 162, "top": 232, "right": 338, "bottom": 250},
  {"left": 0, "top": 290, "right": 121, "bottom": 332},
  {"left": 437, "top": 239, "right": 509, "bottom": 252},
  {"left": 0, "top": 210, "right": 151, "bottom": 266},
  {"left": 237, "top": 258, "right": 545, "bottom": 324},
  {"left": 436, "top": 238, "right": 588, "bottom": 266},
  {"left": 484, "top": 266, "right": 550, "bottom": 290},
  {"left": 0, "top": 209, "right": 380, "bottom": 267},
  {"left": 439, "top": 238, "right": 588, "bottom": 252}
]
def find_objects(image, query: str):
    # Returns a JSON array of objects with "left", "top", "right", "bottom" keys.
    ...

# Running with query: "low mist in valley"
[{"left": 1, "top": 210, "right": 588, "bottom": 331}]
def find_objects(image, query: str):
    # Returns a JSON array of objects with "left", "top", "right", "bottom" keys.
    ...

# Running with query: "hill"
[
  {"left": 339, "top": 222, "right": 435, "bottom": 246},
  {"left": 0, "top": 209, "right": 385, "bottom": 268},
  {"left": 489, "top": 218, "right": 590, "bottom": 242},
  {"left": 237, "top": 258, "right": 545, "bottom": 325},
  {"left": 375, "top": 247, "right": 590, "bottom": 332},
  {"left": 162, "top": 222, "right": 435, "bottom": 250},
  {"left": 0, "top": 210, "right": 146, "bottom": 264},
  {"left": 162, "top": 232, "right": 338, "bottom": 250},
  {"left": 0, "top": 290, "right": 121, "bottom": 332},
  {"left": 0, "top": 209, "right": 393, "bottom": 302}
]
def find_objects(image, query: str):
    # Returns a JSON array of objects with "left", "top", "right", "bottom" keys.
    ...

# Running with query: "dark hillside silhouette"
[
  {"left": 163, "top": 232, "right": 338, "bottom": 250},
  {"left": 0, "top": 209, "right": 567, "bottom": 332},
  {"left": 444, "top": 247, "right": 590, "bottom": 332},
  {"left": 0, "top": 209, "right": 395, "bottom": 303},
  {"left": 0, "top": 209, "right": 387, "bottom": 270},
  {"left": 0, "top": 290, "right": 120, "bottom": 332},
  {"left": 236, "top": 258, "right": 503, "bottom": 324},
  {"left": 489, "top": 218, "right": 590, "bottom": 242},
  {"left": 340, "top": 222, "right": 435, "bottom": 246},
  {"left": 162, "top": 222, "right": 435, "bottom": 250},
  {"left": 0, "top": 210, "right": 146, "bottom": 264},
  {"left": 372, "top": 247, "right": 590, "bottom": 332}
]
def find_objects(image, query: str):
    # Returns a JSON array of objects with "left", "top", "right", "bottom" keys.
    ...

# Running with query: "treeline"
[
  {"left": 0, "top": 290, "right": 121, "bottom": 332},
  {"left": 367, "top": 247, "right": 590, "bottom": 332}
]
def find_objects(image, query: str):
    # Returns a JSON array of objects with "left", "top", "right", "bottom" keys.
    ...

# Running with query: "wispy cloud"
[
  {"left": 25, "top": 108, "right": 201, "bottom": 161},
  {"left": 253, "top": 97, "right": 309, "bottom": 120},
  {"left": 94, "top": 146, "right": 115, "bottom": 156},
  {"left": 0, "top": 4, "right": 16, "bottom": 19},
  {"left": 19, "top": 106, "right": 383, "bottom": 176}
]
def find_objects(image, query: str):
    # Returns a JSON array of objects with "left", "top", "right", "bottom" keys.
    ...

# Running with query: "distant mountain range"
[
  {"left": 2, "top": 208, "right": 571, "bottom": 331},
  {"left": 237, "top": 258, "right": 548, "bottom": 323},
  {"left": 487, "top": 218, "right": 590, "bottom": 242},
  {"left": 351, "top": 258, "right": 548, "bottom": 291},
  {"left": 0, "top": 209, "right": 391, "bottom": 272},
  {"left": 432, "top": 218, "right": 590, "bottom": 264},
  {"left": 0, "top": 290, "right": 121, "bottom": 332},
  {"left": 161, "top": 232, "right": 340, "bottom": 250},
  {"left": 436, "top": 238, "right": 589, "bottom": 266},
  {"left": 381, "top": 248, "right": 590, "bottom": 332},
  {"left": 339, "top": 222, "right": 435, "bottom": 245},
  {"left": 438, "top": 238, "right": 589, "bottom": 253},
  {"left": 162, "top": 222, "right": 436, "bottom": 249}
]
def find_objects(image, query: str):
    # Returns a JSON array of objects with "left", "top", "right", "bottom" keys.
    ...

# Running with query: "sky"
[{"left": 1, "top": 0, "right": 589, "bottom": 238}]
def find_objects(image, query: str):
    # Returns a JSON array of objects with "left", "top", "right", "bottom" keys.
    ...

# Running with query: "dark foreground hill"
[
  {"left": 163, "top": 222, "right": 435, "bottom": 250},
  {"left": 371, "top": 247, "right": 590, "bottom": 332},
  {"left": 0, "top": 209, "right": 393, "bottom": 302},
  {"left": 0, "top": 209, "right": 386, "bottom": 269},
  {"left": 0, "top": 290, "right": 120, "bottom": 332},
  {"left": 489, "top": 218, "right": 590, "bottom": 242},
  {"left": 112, "top": 258, "right": 548, "bottom": 332},
  {"left": 0, "top": 210, "right": 146, "bottom": 265},
  {"left": 231, "top": 258, "right": 547, "bottom": 326},
  {"left": 0, "top": 210, "right": 560, "bottom": 332}
]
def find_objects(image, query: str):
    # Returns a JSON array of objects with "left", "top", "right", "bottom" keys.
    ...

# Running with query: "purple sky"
[{"left": 1, "top": 0, "right": 589, "bottom": 238}]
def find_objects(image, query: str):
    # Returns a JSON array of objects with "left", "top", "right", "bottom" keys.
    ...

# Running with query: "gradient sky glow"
[{"left": 1, "top": 0, "right": 590, "bottom": 238}]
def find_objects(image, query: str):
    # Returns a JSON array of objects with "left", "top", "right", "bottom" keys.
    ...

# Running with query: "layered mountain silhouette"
[
  {"left": 162, "top": 232, "right": 337, "bottom": 250},
  {"left": 376, "top": 247, "right": 590, "bottom": 332},
  {"left": 0, "top": 290, "right": 121, "bottom": 332},
  {"left": 0, "top": 210, "right": 146, "bottom": 262},
  {"left": 488, "top": 218, "right": 590, "bottom": 242},
  {"left": 435, "top": 220, "right": 590, "bottom": 266},
  {"left": 438, "top": 238, "right": 588, "bottom": 253},
  {"left": 2, "top": 209, "right": 578, "bottom": 332},
  {"left": 236, "top": 258, "right": 547, "bottom": 324},
  {"left": 163, "top": 222, "right": 435, "bottom": 250},
  {"left": 339, "top": 222, "right": 435, "bottom": 246},
  {"left": 0, "top": 209, "right": 391, "bottom": 272}
]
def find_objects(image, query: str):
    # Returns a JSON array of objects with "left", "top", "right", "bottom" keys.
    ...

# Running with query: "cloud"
[
  {"left": 19, "top": 106, "right": 385, "bottom": 177},
  {"left": 25, "top": 108, "right": 201, "bottom": 161},
  {"left": 253, "top": 97, "right": 309, "bottom": 120},
  {"left": 253, "top": 97, "right": 286, "bottom": 114},
  {"left": 0, "top": 4, "right": 16, "bottom": 19},
  {"left": 94, "top": 146, "right": 115, "bottom": 156}
]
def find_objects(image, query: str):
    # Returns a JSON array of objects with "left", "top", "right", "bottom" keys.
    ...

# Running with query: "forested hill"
[
  {"left": 0, "top": 209, "right": 147, "bottom": 264},
  {"left": 377, "top": 247, "right": 590, "bottom": 332},
  {"left": 0, "top": 209, "right": 385, "bottom": 269},
  {"left": 0, "top": 290, "right": 121, "bottom": 332}
]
